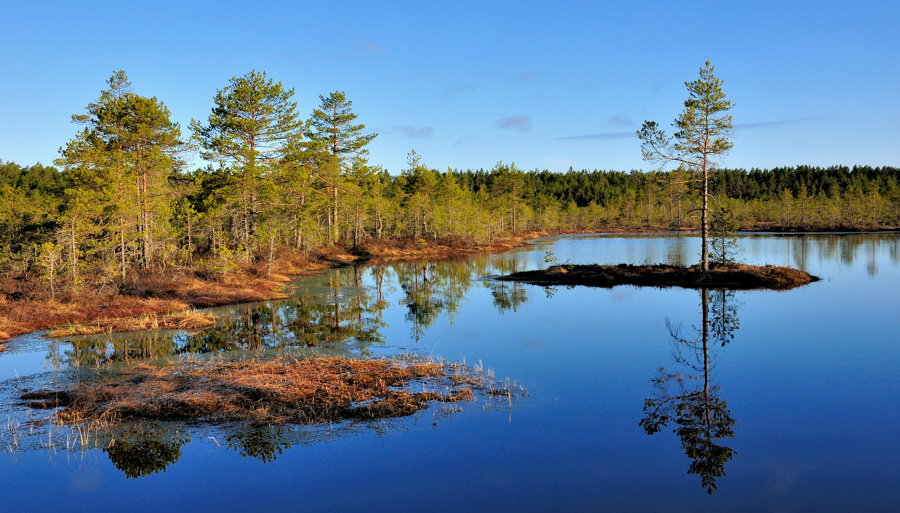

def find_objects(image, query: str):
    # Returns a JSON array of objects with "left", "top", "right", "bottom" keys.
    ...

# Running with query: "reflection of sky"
[{"left": 2, "top": 233, "right": 900, "bottom": 511}]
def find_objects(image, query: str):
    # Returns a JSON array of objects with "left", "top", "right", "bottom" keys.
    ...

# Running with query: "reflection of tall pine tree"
[
  {"left": 489, "top": 257, "right": 527, "bottom": 313},
  {"left": 397, "top": 262, "right": 444, "bottom": 342},
  {"left": 640, "top": 288, "right": 738, "bottom": 494},
  {"left": 394, "top": 260, "right": 476, "bottom": 341}
]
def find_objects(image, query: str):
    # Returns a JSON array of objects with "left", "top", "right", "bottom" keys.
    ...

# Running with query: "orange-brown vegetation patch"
[
  {"left": 0, "top": 255, "right": 321, "bottom": 341},
  {"left": 22, "top": 356, "right": 504, "bottom": 425},
  {"left": 356, "top": 232, "right": 548, "bottom": 260},
  {"left": 0, "top": 296, "right": 195, "bottom": 341},
  {"left": 499, "top": 263, "right": 820, "bottom": 290}
]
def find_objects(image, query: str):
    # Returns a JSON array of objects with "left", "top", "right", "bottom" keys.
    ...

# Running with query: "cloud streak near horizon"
[
  {"left": 557, "top": 132, "right": 634, "bottom": 141},
  {"left": 393, "top": 125, "right": 434, "bottom": 138},
  {"left": 559, "top": 117, "right": 830, "bottom": 142},
  {"left": 495, "top": 115, "right": 533, "bottom": 132},
  {"left": 735, "top": 117, "right": 829, "bottom": 130}
]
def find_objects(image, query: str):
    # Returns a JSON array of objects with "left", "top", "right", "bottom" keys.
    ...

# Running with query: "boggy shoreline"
[
  {"left": 0, "top": 232, "right": 543, "bottom": 345},
  {"left": 3, "top": 225, "right": 884, "bottom": 345},
  {"left": 497, "top": 262, "right": 820, "bottom": 290}
]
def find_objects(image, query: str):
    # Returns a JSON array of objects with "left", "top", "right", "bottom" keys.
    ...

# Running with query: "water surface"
[{"left": 2, "top": 233, "right": 899, "bottom": 512}]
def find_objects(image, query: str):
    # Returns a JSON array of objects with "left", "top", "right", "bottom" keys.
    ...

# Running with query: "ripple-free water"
[{"left": 2, "top": 233, "right": 899, "bottom": 512}]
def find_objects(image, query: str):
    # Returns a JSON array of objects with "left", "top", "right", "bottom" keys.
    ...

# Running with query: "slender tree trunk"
[
  {"left": 119, "top": 215, "right": 126, "bottom": 280},
  {"left": 242, "top": 185, "right": 250, "bottom": 246},
  {"left": 187, "top": 211, "right": 193, "bottom": 262},
  {"left": 701, "top": 157, "right": 710, "bottom": 272},
  {"left": 141, "top": 171, "right": 151, "bottom": 269},
  {"left": 354, "top": 198, "right": 360, "bottom": 249},
  {"left": 701, "top": 287, "right": 710, "bottom": 423}
]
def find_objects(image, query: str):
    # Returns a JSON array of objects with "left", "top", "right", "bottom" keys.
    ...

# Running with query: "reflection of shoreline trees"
[
  {"left": 773, "top": 233, "right": 899, "bottom": 273},
  {"left": 102, "top": 423, "right": 348, "bottom": 477},
  {"left": 394, "top": 259, "right": 519, "bottom": 340},
  {"left": 51, "top": 258, "right": 519, "bottom": 367},
  {"left": 640, "top": 288, "right": 740, "bottom": 494},
  {"left": 486, "top": 257, "right": 527, "bottom": 313},
  {"left": 105, "top": 428, "right": 190, "bottom": 479},
  {"left": 52, "top": 272, "right": 390, "bottom": 367}
]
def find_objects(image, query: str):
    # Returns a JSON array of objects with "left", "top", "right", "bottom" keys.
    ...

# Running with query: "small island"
[{"left": 497, "top": 263, "right": 819, "bottom": 290}]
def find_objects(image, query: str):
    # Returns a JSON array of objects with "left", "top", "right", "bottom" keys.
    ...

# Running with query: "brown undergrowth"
[
  {"left": 355, "top": 232, "right": 546, "bottom": 260},
  {"left": 0, "top": 234, "right": 542, "bottom": 344},
  {"left": 0, "top": 252, "right": 325, "bottom": 342},
  {"left": 20, "top": 356, "right": 524, "bottom": 426},
  {"left": 499, "top": 263, "right": 820, "bottom": 290}
]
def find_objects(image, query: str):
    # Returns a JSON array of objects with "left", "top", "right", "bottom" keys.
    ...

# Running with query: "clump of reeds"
[
  {"left": 45, "top": 310, "right": 217, "bottom": 338},
  {"left": 21, "top": 355, "right": 522, "bottom": 427}
]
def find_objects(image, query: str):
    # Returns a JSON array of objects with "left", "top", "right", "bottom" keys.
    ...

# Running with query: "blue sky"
[{"left": 2, "top": 0, "right": 898, "bottom": 174}]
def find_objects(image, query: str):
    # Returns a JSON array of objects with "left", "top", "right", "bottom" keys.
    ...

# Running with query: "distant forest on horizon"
[{"left": 2, "top": 69, "right": 899, "bottom": 296}]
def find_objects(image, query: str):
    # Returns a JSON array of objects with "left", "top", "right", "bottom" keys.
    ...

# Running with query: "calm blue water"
[{"left": 2, "top": 233, "right": 899, "bottom": 512}]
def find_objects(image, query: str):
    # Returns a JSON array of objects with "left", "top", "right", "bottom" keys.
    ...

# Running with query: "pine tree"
[
  {"left": 56, "top": 71, "right": 182, "bottom": 278},
  {"left": 304, "top": 91, "right": 377, "bottom": 245},
  {"left": 191, "top": 70, "right": 303, "bottom": 252},
  {"left": 638, "top": 61, "right": 734, "bottom": 271}
]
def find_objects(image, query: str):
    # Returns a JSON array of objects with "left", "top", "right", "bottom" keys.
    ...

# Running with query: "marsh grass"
[
  {"left": 19, "top": 355, "right": 524, "bottom": 428},
  {"left": 45, "top": 310, "right": 217, "bottom": 338}
]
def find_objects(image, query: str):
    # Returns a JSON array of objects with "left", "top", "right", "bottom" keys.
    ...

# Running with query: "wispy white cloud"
[
  {"left": 608, "top": 113, "right": 634, "bottom": 127},
  {"left": 515, "top": 70, "right": 540, "bottom": 82},
  {"left": 495, "top": 115, "right": 533, "bottom": 132},
  {"left": 393, "top": 125, "right": 434, "bottom": 138},
  {"left": 735, "top": 117, "right": 829, "bottom": 130},
  {"left": 557, "top": 132, "right": 633, "bottom": 140}
]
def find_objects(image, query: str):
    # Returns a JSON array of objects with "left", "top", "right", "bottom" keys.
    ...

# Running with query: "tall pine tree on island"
[{"left": 638, "top": 61, "right": 734, "bottom": 271}]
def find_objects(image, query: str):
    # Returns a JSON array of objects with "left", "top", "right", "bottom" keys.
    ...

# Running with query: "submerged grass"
[{"left": 19, "top": 355, "right": 523, "bottom": 427}]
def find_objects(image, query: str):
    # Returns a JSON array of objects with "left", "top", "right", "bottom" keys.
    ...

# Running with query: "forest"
[{"left": 2, "top": 70, "right": 899, "bottom": 311}]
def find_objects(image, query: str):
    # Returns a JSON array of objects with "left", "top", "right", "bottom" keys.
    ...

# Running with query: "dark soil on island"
[{"left": 497, "top": 263, "right": 820, "bottom": 290}]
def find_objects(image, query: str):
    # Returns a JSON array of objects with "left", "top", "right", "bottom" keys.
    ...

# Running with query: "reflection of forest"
[
  {"left": 52, "top": 258, "right": 532, "bottom": 367},
  {"left": 640, "top": 288, "right": 740, "bottom": 494},
  {"left": 103, "top": 423, "right": 361, "bottom": 478},
  {"left": 53, "top": 268, "right": 390, "bottom": 367},
  {"left": 61, "top": 232, "right": 896, "bottom": 371},
  {"left": 386, "top": 257, "right": 530, "bottom": 340},
  {"left": 774, "top": 233, "right": 900, "bottom": 274}
]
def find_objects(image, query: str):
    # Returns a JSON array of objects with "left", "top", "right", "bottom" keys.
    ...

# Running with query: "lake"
[{"left": 2, "top": 233, "right": 899, "bottom": 512}]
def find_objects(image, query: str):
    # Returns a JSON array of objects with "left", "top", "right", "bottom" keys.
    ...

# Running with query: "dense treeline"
[{"left": 2, "top": 70, "right": 899, "bottom": 301}]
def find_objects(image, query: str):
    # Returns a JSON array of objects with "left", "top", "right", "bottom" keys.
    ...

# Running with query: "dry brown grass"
[
  {"left": 45, "top": 310, "right": 217, "bottom": 338},
  {"left": 20, "top": 356, "right": 516, "bottom": 426},
  {"left": 0, "top": 295, "right": 215, "bottom": 340},
  {"left": 356, "top": 232, "right": 546, "bottom": 261},
  {"left": 0, "top": 263, "right": 298, "bottom": 340}
]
